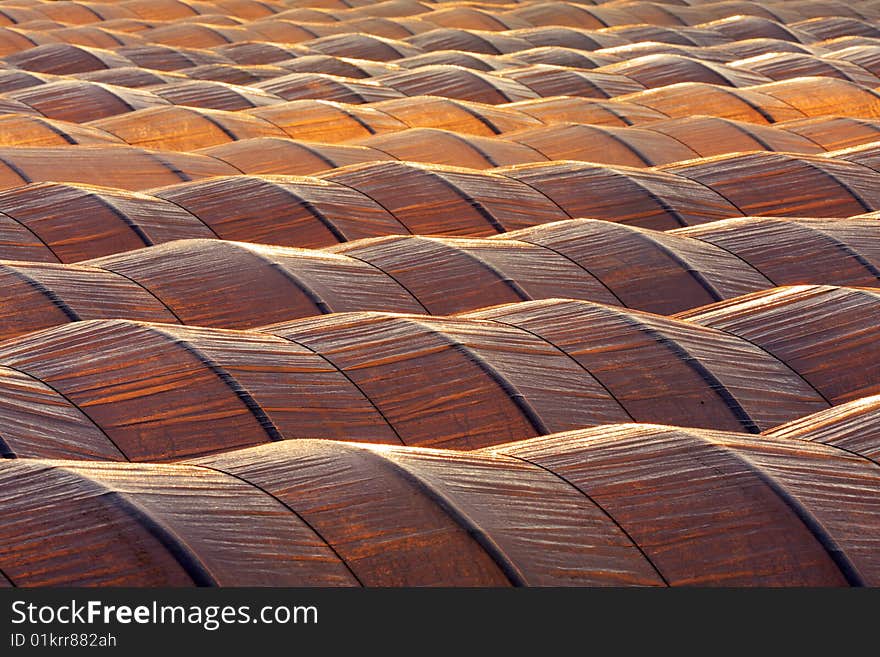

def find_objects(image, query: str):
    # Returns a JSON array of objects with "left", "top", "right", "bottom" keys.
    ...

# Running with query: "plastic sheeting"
[
  {"left": 306, "top": 33, "right": 422, "bottom": 61},
  {"left": 0, "top": 114, "right": 123, "bottom": 146},
  {"left": 663, "top": 152, "right": 880, "bottom": 217},
  {"left": 77, "top": 66, "right": 187, "bottom": 88},
  {"left": 495, "top": 161, "right": 743, "bottom": 230},
  {"left": 200, "top": 136, "right": 395, "bottom": 175},
  {"left": 703, "top": 15, "right": 805, "bottom": 41},
  {"left": 494, "top": 64, "right": 645, "bottom": 98},
  {"left": 618, "top": 82, "right": 806, "bottom": 124},
  {"left": 198, "top": 440, "right": 515, "bottom": 587},
  {"left": 714, "top": 37, "right": 819, "bottom": 60},
  {"left": 680, "top": 285, "right": 880, "bottom": 404},
  {"left": 0, "top": 366, "right": 126, "bottom": 461},
  {"left": 794, "top": 15, "right": 880, "bottom": 41},
  {"left": 0, "top": 459, "right": 359, "bottom": 586},
  {"left": 503, "top": 122, "right": 698, "bottom": 166},
  {"left": 143, "top": 23, "right": 257, "bottom": 49},
  {"left": 0, "top": 215, "right": 868, "bottom": 340},
  {"left": 406, "top": 28, "right": 534, "bottom": 55},
  {"left": 506, "top": 6, "right": 609, "bottom": 31},
  {"left": 730, "top": 52, "right": 880, "bottom": 86},
  {"left": 425, "top": 7, "right": 529, "bottom": 32},
  {"left": 254, "top": 72, "right": 404, "bottom": 104},
  {"left": 358, "top": 127, "right": 543, "bottom": 168},
  {"left": 776, "top": 116, "right": 880, "bottom": 151},
  {"left": 505, "top": 96, "right": 668, "bottom": 127},
  {"left": 378, "top": 65, "right": 539, "bottom": 103},
  {"left": 150, "top": 79, "right": 283, "bottom": 110},
  {"left": 396, "top": 50, "right": 511, "bottom": 72},
  {"left": 642, "top": 115, "right": 825, "bottom": 156},
  {"left": 464, "top": 299, "right": 828, "bottom": 431},
  {"left": 0, "top": 182, "right": 212, "bottom": 261},
  {"left": 5, "top": 43, "right": 134, "bottom": 74},
  {"left": 7, "top": 79, "right": 168, "bottom": 122},
  {"left": 599, "top": 42, "right": 730, "bottom": 64},
  {"left": 0, "top": 260, "right": 178, "bottom": 340},
  {"left": 374, "top": 95, "right": 541, "bottom": 135},
  {"left": 91, "top": 105, "right": 286, "bottom": 150},
  {"left": 497, "top": 219, "right": 771, "bottom": 313},
  {"left": 676, "top": 216, "right": 880, "bottom": 287},
  {"left": 320, "top": 160, "right": 568, "bottom": 234},
  {"left": 498, "top": 46, "right": 619, "bottom": 70},
  {"left": 275, "top": 55, "right": 400, "bottom": 79},
  {"left": 493, "top": 424, "right": 880, "bottom": 585},
  {"left": 248, "top": 99, "right": 408, "bottom": 141},
  {"left": 827, "top": 44, "right": 880, "bottom": 76},
  {"left": 0, "top": 70, "right": 58, "bottom": 95},
  {"left": 5, "top": 421, "right": 880, "bottom": 585},
  {"left": 752, "top": 76, "right": 880, "bottom": 118},
  {"left": 829, "top": 141, "right": 880, "bottom": 173},
  {"left": 88, "top": 239, "right": 424, "bottom": 327},
  {"left": 506, "top": 26, "right": 625, "bottom": 51},
  {"left": 176, "top": 63, "right": 293, "bottom": 85},
  {"left": 117, "top": 44, "right": 234, "bottom": 71},
  {"left": 600, "top": 53, "right": 772, "bottom": 88},
  {"left": 767, "top": 394, "right": 880, "bottom": 463},
  {"left": 151, "top": 174, "right": 408, "bottom": 246},
  {"left": 265, "top": 313, "right": 631, "bottom": 448},
  {"left": 213, "top": 42, "right": 312, "bottom": 65},
  {"left": 332, "top": 234, "right": 617, "bottom": 313},
  {"left": 0, "top": 319, "right": 400, "bottom": 460}
]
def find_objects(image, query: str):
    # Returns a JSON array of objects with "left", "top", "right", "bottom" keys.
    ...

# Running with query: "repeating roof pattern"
[{"left": 0, "top": 0, "right": 878, "bottom": 588}]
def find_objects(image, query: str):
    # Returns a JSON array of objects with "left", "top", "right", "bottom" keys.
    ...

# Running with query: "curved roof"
[
  {"left": 0, "top": 0, "right": 879, "bottom": 590},
  {"left": 501, "top": 122, "right": 699, "bottom": 165},
  {"left": 90, "top": 104, "right": 285, "bottom": 150},
  {"left": 675, "top": 216, "right": 880, "bottom": 287},
  {"left": 490, "top": 423, "right": 880, "bottom": 586},
  {"left": 463, "top": 298, "right": 826, "bottom": 431},
  {"left": 199, "top": 135, "right": 396, "bottom": 174},
  {"left": 151, "top": 173, "right": 408, "bottom": 245},
  {"left": 767, "top": 394, "right": 880, "bottom": 463},
  {"left": 495, "top": 160, "right": 743, "bottom": 229},
  {"left": 4, "top": 424, "right": 880, "bottom": 585},
  {"left": 0, "top": 112, "right": 122, "bottom": 145},
  {"left": 776, "top": 115, "right": 880, "bottom": 150},
  {"left": 503, "top": 95, "right": 668, "bottom": 126},
  {"left": 247, "top": 98, "right": 408, "bottom": 141},
  {"left": 117, "top": 43, "right": 234, "bottom": 70},
  {"left": 319, "top": 160, "right": 568, "bottom": 234},
  {"left": 678, "top": 285, "right": 880, "bottom": 404},
  {"left": 662, "top": 151, "right": 880, "bottom": 216},
  {"left": 751, "top": 76, "right": 880, "bottom": 118},
  {"left": 255, "top": 70, "right": 404, "bottom": 103},
  {"left": 373, "top": 94, "right": 540, "bottom": 134},
  {"left": 330, "top": 233, "right": 619, "bottom": 313},
  {"left": 77, "top": 66, "right": 187, "bottom": 88},
  {"left": 0, "top": 146, "right": 236, "bottom": 191},
  {"left": 89, "top": 239, "right": 423, "bottom": 327},
  {"left": 6, "top": 79, "right": 167, "bottom": 121},
  {"left": 730, "top": 52, "right": 880, "bottom": 86},
  {"left": 493, "top": 63, "right": 644, "bottom": 98},
  {"left": 0, "top": 286, "right": 871, "bottom": 461},
  {"left": 600, "top": 53, "right": 772, "bottom": 88},
  {"left": 618, "top": 81, "right": 807, "bottom": 124},
  {"left": 5, "top": 42, "right": 134, "bottom": 74},
  {"left": 495, "top": 218, "right": 771, "bottom": 313},
  {"left": 0, "top": 181, "right": 211, "bottom": 261},
  {"left": 357, "top": 126, "right": 544, "bottom": 168}
]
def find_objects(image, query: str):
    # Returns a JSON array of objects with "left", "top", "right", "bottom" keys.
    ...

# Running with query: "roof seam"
[
  {"left": 503, "top": 451, "right": 669, "bottom": 586},
  {"left": 188, "top": 462, "right": 365, "bottom": 586}
]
